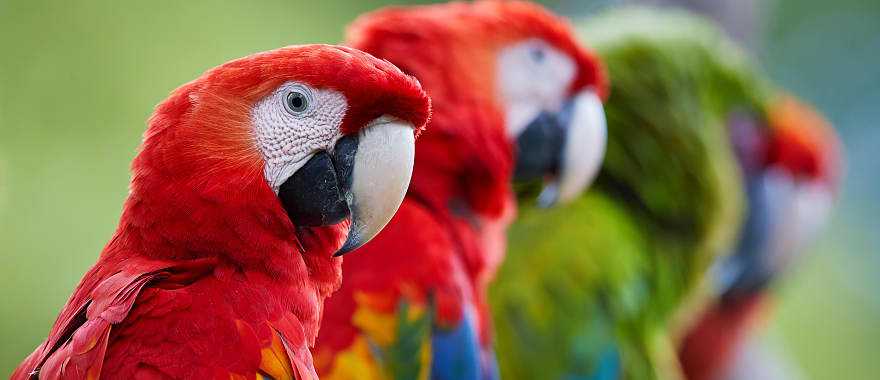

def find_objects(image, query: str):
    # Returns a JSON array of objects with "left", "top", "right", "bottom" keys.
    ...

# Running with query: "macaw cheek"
[
  {"left": 760, "top": 168, "right": 834, "bottom": 268},
  {"left": 336, "top": 117, "right": 416, "bottom": 256}
]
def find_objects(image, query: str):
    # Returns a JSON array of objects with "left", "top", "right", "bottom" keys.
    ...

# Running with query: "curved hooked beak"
[
  {"left": 277, "top": 115, "right": 415, "bottom": 256},
  {"left": 513, "top": 89, "right": 607, "bottom": 207}
]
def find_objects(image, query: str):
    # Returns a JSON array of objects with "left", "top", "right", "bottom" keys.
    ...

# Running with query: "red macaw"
[
  {"left": 12, "top": 44, "right": 430, "bottom": 380},
  {"left": 314, "top": 2, "right": 608, "bottom": 380},
  {"left": 679, "top": 96, "right": 842, "bottom": 380}
]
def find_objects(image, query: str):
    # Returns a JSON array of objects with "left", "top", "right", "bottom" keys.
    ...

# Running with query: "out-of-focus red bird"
[
  {"left": 314, "top": 2, "right": 607, "bottom": 379},
  {"left": 12, "top": 44, "right": 430, "bottom": 380},
  {"left": 679, "top": 96, "right": 842, "bottom": 380}
]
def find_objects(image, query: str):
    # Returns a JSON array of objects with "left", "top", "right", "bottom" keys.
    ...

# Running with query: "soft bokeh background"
[{"left": 0, "top": 0, "right": 876, "bottom": 378}]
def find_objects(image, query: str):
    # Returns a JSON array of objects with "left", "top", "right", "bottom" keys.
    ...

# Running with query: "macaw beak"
[
  {"left": 276, "top": 115, "right": 416, "bottom": 256},
  {"left": 513, "top": 89, "right": 607, "bottom": 207},
  {"left": 715, "top": 167, "right": 834, "bottom": 300}
]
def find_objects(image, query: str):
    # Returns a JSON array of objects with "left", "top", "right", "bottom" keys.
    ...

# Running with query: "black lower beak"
[
  {"left": 513, "top": 101, "right": 574, "bottom": 182},
  {"left": 513, "top": 112, "right": 565, "bottom": 181},
  {"left": 717, "top": 175, "right": 776, "bottom": 304},
  {"left": 278, "top": 136, "right": 359, "bottom": 227}
]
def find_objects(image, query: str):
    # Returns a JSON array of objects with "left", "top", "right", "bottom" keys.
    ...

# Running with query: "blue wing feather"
[{"left": 430, "top": 310, "right": 482, "bottom": 380}]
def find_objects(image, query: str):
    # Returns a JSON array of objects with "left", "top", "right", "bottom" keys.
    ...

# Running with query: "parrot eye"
[
  {"left": 285, "top": 90, "right": 310, "bottom": 114},
  {"left": 530, "top": 47, "right": 546, "bottom": 63}
]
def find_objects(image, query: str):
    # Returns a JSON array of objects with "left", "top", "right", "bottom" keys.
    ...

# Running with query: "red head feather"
[
  {"left": 142, "top": 44, "right": 429, "bottom": 185},
  {"left": 765, "top": 96, "right": 842, "bottom": 191}
]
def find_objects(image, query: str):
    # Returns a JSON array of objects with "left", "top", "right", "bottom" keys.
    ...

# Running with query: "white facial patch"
[
  {"left": 497, "top": 38, "right": 577, "bottom": 137},
  {"left": 251, "top": 81, "right": 348, "bottom": 192},
  {"left": 761, "top": 167, "right": 834, "bottom": 270}
]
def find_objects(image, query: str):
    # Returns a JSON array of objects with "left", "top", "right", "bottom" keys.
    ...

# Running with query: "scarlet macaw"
[{"left": 13, "top": 44, "right": 431, "bottom": 380}]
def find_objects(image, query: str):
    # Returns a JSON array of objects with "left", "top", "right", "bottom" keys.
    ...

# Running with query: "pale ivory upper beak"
[
  {"left": 336, "top": 116, "right": 416, "bottom": 255},
  {"left": 539, "top": 89, "right": 607, "bottom": 206}
]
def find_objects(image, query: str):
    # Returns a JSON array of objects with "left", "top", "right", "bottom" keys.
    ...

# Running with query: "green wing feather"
[
  {"left": 360, "top": 298, "right": 433, "bottom": 380},
  {"left": 383, "top": 299, "right": 434, "bottom": 380}
]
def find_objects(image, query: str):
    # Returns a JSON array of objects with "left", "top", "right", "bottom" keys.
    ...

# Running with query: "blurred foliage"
[{"left": 0, "top": 0, "right": 877, "bottom": 378}]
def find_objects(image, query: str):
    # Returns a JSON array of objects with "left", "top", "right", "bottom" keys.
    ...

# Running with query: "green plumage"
[
  {"left": 382, "top": 299, "right": 433, "bottom": 380},
  {"left": 491, "top": 7, "right": 773, "bottom": 379}
]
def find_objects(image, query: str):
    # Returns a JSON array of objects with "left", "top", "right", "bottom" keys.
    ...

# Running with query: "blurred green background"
[{"left": 0, "top": 0, "right": 876, "bottom": 378}]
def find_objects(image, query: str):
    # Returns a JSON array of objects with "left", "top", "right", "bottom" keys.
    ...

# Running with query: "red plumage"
[
  {"left": 13, "top": 44, "right": 429, "bottom": 380},
  {"left": 679, "top": 294, "right": 771, "bottom": 380},
  {"left": 315, "top": 1, "right": 605, "bottom": 377},
  {"left": 764, "top": 96, "right": 842, "bottom": 189}
]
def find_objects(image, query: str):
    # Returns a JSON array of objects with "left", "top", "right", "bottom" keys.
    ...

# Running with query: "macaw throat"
[
  {"left": 513, "top": 100, "right": 573, "bottom": 182},
  {"left": 278, "top": 135, "right": 358, "bottom": 227}
]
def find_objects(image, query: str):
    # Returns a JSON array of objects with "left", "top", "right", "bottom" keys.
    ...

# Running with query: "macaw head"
[
  {"left": 347, "top": 0, "right": 607, "bottom": 216},
  {"left": 721, "top": 95, "right": 842, "bottom": 299},
  {"left": 128, "top": 45, "right": 430, "bottom": 268}
]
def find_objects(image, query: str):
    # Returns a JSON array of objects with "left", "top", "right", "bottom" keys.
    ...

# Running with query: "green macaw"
[{"left": 491, "top": 7, "right": 774, "bottom": 380}]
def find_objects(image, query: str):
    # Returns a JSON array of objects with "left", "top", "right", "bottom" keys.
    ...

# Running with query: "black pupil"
[
  {"left": 531, "top": 48, "right": 545, "bottom": 63},
  {"left": 288, "top": 92, "right": 306, "bottom": 111}
]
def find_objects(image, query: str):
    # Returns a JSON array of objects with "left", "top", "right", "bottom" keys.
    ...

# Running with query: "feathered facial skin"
[
  {"left": 680, "top": 96, "right": 842, "bottom": 380},
  {"left": 12, "top": 44, "right": 430, "bottom": 380},
  {"left": 314, "top": 2, "right": 606, "bottom": 380}
]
